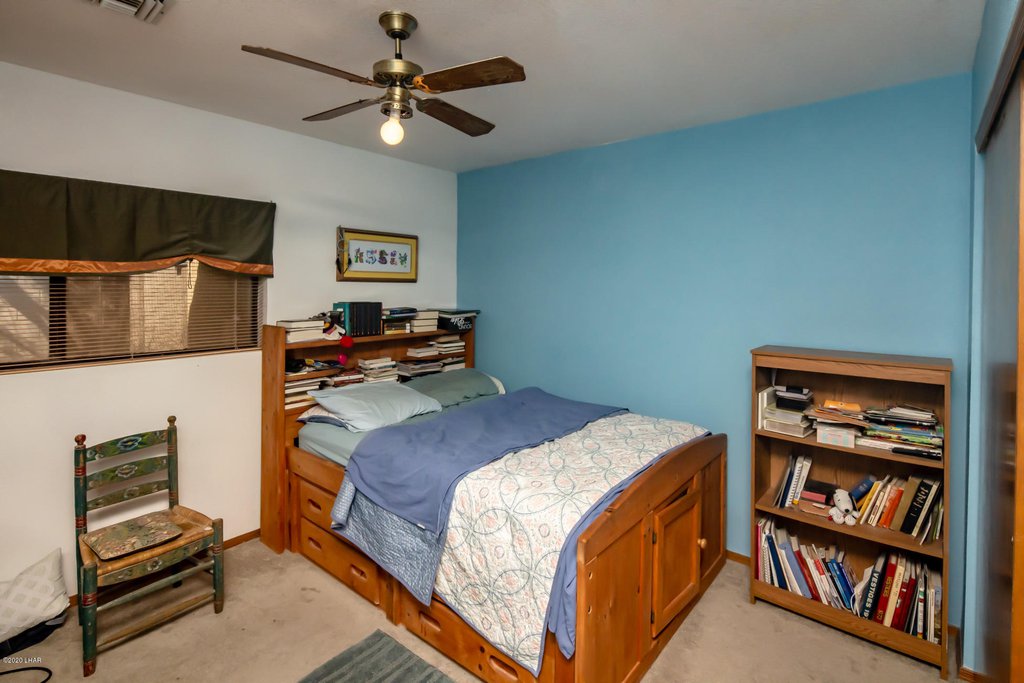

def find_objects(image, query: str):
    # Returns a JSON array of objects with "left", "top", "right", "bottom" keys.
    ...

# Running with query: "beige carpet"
[{"left": 3, "top": 540, "right": 950, "bottom": 682}]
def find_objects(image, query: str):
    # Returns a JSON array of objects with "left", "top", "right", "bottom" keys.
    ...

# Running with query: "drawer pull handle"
[
  {"left": 308, "top": 537, "right": 322, "bottom": 551},
  {"left": 488, "top": 655, "right": 517, "bottom": 680},
  {"left": 308, "top": 498, "right": 322, "bottom": 512},
  {"left": 698, "top": 537, "right": 708, "bottom": 549},
  {"left": 350, "top": 565, "right": 367, "bottom": 581},
  {"left": 419, "top": 612, "right": 441, "bottom": 634}
]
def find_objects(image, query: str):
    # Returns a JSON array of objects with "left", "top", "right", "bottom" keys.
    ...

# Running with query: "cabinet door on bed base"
[
  {"left": 699, "top": 454, "right": 726, "bottom": 583},
  {"left": 650, "top": 476, "right": 702, "bottom": 636},
  {"left": 577, "top": 516, "right": 652, "bottom": 683}
]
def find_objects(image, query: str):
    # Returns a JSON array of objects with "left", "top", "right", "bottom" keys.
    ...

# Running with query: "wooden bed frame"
[{"left": 260, "top": 323, "right": 727, "bottom": 683}]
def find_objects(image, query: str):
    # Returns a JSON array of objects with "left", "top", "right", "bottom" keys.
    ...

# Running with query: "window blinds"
[{"left": 0, "top": 260, "right": 264, "bottom": 370}]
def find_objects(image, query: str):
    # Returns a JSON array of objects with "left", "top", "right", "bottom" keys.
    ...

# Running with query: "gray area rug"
[{"left": 299, "top": 630, "right": 454, "bottom": 683}]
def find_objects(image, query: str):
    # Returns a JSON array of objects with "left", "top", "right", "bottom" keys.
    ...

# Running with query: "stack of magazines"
[{"left": 856, "top": 406, "right": 943, "bottom": 460}]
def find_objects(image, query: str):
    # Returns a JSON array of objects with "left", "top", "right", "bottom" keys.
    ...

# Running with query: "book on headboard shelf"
[{"left": 332, "top": 301, "right": 383, "bottom": 337}]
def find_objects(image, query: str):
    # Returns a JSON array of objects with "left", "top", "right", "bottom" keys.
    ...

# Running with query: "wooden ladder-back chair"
[{"left": 74, "top": 416, "right": 223, "bottom": 677}]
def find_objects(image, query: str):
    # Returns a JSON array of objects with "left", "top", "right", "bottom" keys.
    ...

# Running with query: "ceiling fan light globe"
[{"left": 380, "top": 116, "right": 405, "bottom": 145}]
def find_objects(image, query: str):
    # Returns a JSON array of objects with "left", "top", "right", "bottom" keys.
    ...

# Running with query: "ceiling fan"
[{"left": 241, "top": 11, "right": 525, "bottom": 146}]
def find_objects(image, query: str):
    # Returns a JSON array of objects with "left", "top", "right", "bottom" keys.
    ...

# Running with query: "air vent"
[{"left": 90, "top": 0, "right": 169, "bottom": 24}]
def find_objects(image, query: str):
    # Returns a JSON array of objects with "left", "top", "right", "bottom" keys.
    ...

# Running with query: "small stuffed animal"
[{"left": 829, "top": 488, "right": 859, "bottom": 526}]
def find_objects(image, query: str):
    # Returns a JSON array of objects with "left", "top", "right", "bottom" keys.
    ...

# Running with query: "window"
[{"left": 0, "top": 260, "right": 265, "bottom": 370}]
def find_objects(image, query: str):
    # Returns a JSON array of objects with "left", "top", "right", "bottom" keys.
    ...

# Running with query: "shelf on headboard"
[{"left": 284, "top": 329, "right": 453, "bottom": 350}]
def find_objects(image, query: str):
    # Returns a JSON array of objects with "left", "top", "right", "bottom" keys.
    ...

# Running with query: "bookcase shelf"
[
  {"left": 749, "top": 346, "right": 951, "bottom": 678},
  {"left": 285, "top": 329, "right": 449, "bottom": 349},
  {"left": 752, "top": 490, "right": 943, "bottom": 559},
  {"left": 751, "top": 581, "right": 943, "bottom": 667},
  {"left": 754, "top": 430, "right": 945, "bottom": 470},
  {"left": 284, "top": 368, "right": 341, "bottom": 382}
]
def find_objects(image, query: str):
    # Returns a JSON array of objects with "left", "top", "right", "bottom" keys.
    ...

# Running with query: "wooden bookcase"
[
  {"left": 748, "top": 346, "right": 952, "bottom": 678},
  {"left": 260, "top": 324, "right": 476, "bottom": 552}
]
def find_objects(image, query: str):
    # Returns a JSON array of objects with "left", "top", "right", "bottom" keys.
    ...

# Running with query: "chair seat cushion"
[
  {"left": 78, "top": 506, "right": 215, "bottom": 580},
  {"left": 81, "top": 512, "right": 183, "bottom": 560}
]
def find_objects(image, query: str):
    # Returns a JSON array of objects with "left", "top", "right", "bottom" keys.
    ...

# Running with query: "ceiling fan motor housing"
[
  {"left": 381, "top": 85, "right": 413, "bottom": 119},
  {"left": 372, "top": 58, "right": 423, "bottom": 86}
]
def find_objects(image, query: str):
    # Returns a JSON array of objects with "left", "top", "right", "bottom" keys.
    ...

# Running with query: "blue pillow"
[
  {"left": 403, "top": 369, "right": 502, "bottom": 407},
  {"left": 309, "top": 382, "right": 442, "bottom": 432}
]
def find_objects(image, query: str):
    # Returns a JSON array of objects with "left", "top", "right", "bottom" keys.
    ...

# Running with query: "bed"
[{"left": 260, "top": 324, "right": 727, "bottom": 683}]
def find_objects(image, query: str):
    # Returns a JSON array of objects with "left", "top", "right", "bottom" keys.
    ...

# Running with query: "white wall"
[{"left": 0, "top": 61, "right": 457, "bottom": 591}]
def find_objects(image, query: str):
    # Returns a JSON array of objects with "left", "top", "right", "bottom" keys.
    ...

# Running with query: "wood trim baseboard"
[
  {"left": 976, "top": 0, "right": 1024, "bottom": 151},
  {"left": 725, "top": 549, "right": 749, "bottom": 564},
  {"left": 958, "top": 666, "right": 985, "bottom": 682},
  {"left": 68, "top": 528, "right": 260, "bottom": 606},
  {"left": 224, "top": 528, "right": 260, "bottom": 549}
]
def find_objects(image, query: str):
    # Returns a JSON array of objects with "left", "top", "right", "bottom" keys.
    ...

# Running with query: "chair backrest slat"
[
  {"left": 85, "top": 430, "right": 168, "bottom": 463},
  {"left": 86, "top": 480, "right": 170, "bottom": 511},
  {"left": 74, "top": 417, "right": 178, "bottom": 541},
  {"left": 85, "top": 455, "right": 169, "bottom": 491}
]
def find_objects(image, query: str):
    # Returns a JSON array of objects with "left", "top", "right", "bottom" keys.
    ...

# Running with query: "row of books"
[
  {"left": 382, "top": 308, "right": 442, "bottom": 335},
  {"left": 861, "top": 552, "right": 941, "bottom": 642},
  {"left": 282, "top": 359, "right": 371, "bottom": 408},
  {"left": 772, "top": 456, "right": 943, "bottom": 542},
  {"left": 407, "top": 335, "right": 466, "bottom": 357},
  {"left": 756, "top": 517, "right": 941, "bottom": 643},
  {"left": 758, "top": 517, "right": 863, "bottom": 613},
  {"left": 857, "top": 475, "right": 943, "bottom": 543},
  {"left": 283, "top": 363, "right": 338, "bottom": 409},
  {"left": 280, "top": 308, "right": 478, "bottom": 341},
  {"left": 335, "top": 304, "right": 478, "bottom": 337},
  {"left": 397, "top": 356, "right": 465, "bottom": 378},
  {"left": 773, "top": 454, "right": 834, "bottom": 513}
]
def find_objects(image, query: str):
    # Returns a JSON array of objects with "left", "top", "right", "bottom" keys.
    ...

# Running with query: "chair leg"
[
  {"left": 212, "top": 518, "right": 224, "bottom": 614},
  {"left": 76, "top": 565, "right": 84, "bottom": 626},
  {"left": 81, "top": 563, "right": 98, "bottom": 677}
]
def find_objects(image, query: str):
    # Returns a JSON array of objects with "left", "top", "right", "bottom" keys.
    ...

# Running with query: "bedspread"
[
  {"left": 433, "top": 412, "right": 708, "bottom": 674},
  {"left": 342, "top": 387, "right": 623, "bottom": 535}
]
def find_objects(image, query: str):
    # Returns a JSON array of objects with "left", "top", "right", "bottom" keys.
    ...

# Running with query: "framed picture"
[{"left": 336, "top": 227, "right": 418, "bottom": 282}]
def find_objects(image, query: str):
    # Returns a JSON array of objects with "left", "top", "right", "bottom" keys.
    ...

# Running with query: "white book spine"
[
  {"left": 793, "top": 455, "right": 812, "bottom": 503},
  {"left": 784, "top": 458, "right": 804, "bottom": 508}
]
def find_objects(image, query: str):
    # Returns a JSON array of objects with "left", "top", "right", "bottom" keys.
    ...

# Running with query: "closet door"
[{"left": 980, "top": 69, "right": 1024, "bottom": 683}]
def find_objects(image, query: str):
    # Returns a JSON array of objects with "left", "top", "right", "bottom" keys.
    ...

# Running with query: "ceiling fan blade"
[
  {"left": 413, "top": 56, "right": 525, "bottom": 94},
  {"left": 241, "top": 45, "right": 377, "bottom": 87},
  {"left": 303, "top": 98, "right": 383, "bottom": 122},
  {"left": 416, "top": 98, "right": 495, "bottom": 137}
]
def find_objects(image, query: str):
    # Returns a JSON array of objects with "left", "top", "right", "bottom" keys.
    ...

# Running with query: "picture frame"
[{"left": 336, "top": 227, "right": 418, "bottom": 282}]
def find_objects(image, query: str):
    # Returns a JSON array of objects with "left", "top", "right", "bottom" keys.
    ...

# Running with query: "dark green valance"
[{"left": 0, "top": 169, "right": 275, "bottom": 276}]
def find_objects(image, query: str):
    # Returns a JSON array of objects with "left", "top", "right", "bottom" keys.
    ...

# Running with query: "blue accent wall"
[{"left": 458, "top": 74, "right": 972, "bottom": 622}]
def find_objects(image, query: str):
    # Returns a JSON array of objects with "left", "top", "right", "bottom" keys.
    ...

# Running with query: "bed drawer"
[
  {"left": 399, "top": 590, "right": 529, "bottom": 683},
  {"left": 295, "top": 478, "right": 336, "bottom": 531},
  {"left": 298, "top": 518, "right": 381, "bottom": 606}
]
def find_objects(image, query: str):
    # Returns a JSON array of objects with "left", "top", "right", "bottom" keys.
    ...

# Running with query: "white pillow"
[
  {"left": 309, "top": 382, "right": 442, "bottom": 432},
  {"left": 0, "top": 548, "right": 69, "bottom": 643}
]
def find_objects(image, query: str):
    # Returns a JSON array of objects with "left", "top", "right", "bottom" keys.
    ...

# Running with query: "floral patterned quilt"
[{"left": 433, "top": 412, "right": 708, "bottom": 673}]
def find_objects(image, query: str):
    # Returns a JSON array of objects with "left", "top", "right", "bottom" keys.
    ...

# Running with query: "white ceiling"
[{"left": 0, "top": 0, "right": 984, "bottom": 173}]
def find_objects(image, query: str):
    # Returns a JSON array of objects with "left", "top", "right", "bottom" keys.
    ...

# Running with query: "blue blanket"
[{"left": 341, "top": 387, "right": 623, "bottom": 535}]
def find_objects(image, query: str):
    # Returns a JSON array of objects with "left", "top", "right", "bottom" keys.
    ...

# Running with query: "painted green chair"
[{"left": 74, "top": 416, "right": 224, "bottom": 677}]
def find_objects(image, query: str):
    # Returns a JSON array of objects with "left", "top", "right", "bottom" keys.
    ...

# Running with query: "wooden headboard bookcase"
[
  {"left": 259, "top": 321, "right": 728, "bottom": 683},
  {"left": 260, "top": 323, "right": 476, "bottom": 551}
]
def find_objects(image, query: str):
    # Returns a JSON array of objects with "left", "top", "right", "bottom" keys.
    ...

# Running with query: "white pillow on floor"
[{"left": 0, "top": 548, "right": 69, "bottom": 643}]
